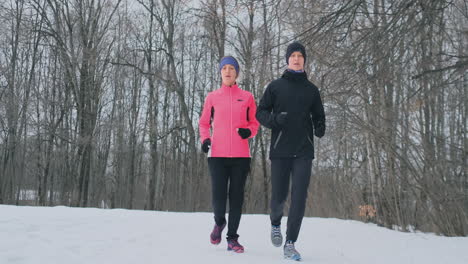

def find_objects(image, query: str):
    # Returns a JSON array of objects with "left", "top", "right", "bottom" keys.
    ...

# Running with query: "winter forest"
[{"left": 0, "top": 0, "right": 466, "bottom": 236}]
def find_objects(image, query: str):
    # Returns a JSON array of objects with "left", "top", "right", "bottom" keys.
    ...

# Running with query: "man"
[{"left": 256, "top": 42, "right": 326, "bottom": 261}]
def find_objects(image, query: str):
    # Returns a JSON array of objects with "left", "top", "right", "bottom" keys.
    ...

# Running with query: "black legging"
[
  {"left": 270, "top": 157, "right": 312, "bottom": 242},
  {"left": 208, "top": 157, "right": 251, "bottom": 239}
]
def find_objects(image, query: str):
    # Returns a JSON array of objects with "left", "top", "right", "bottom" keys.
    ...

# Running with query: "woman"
[{"left": 199, "top": 56, "right": 259, "bottom": 253}]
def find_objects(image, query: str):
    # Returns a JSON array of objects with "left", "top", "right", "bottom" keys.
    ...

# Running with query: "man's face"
[{"left": 288, "top": 51, "right": 305, "bottom": 71}]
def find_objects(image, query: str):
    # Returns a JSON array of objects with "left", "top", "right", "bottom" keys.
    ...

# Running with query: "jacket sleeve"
[
  {"left": 255, "top": 83, "right": 280, "bottom": 129},
  {"left": 311, "top": 89, "right": 326, "bottom": 138},
  {"left": 199, "top": 93, "right": 213, "bottom": 143},
  {"left": 246, "top": 93, "right": 260, "bottom": 138}
]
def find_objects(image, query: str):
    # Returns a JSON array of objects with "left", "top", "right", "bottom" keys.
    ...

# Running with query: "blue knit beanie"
[
  {"left": 285, "top": 42, "right": 306, "bottom": 64},
  {"left": 219, "top": 56, "right": 239, "bottom": 75}
]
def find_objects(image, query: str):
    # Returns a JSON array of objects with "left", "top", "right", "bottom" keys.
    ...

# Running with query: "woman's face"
[{"left": 221, "top": 64, "right": 237, "bottom": 86}]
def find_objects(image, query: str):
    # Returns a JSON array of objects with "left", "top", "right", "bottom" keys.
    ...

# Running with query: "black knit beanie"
[{"left": 285, "top": 42, "right": 306, "bottom": 65}]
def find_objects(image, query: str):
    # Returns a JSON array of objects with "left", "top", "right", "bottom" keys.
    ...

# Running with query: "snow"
[{"left": 1, "top": 205, "right": 467, "bottom": 264}]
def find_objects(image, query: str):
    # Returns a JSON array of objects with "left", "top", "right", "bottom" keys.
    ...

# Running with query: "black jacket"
[{"left": 256, "top": 70, "right": 325, "bottom": 159}]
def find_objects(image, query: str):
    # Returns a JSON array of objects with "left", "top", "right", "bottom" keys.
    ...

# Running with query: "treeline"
[{"left": 0, "top": 0, "right": 466, "bottom": 236}]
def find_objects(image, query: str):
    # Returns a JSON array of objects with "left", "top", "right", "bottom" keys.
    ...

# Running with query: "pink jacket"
[{"left": 199, "top": 84, "right": 259, "bottom": 157}]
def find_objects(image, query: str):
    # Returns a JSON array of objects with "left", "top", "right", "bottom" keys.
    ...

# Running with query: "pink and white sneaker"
[
  {"left": 227, "top": 238, "right": 244, "bottom": 253},
  {"left": 210, "top": 222, "right": 226, "bottom": 245}
]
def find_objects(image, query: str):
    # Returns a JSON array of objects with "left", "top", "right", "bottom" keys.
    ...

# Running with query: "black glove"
[
  {"left": 275, "top": 112, "right": 288, "bottom": 126},
  {"left": 237, "top": 128, "right": 251, "bottom": 139},
  {"left": 314, "top": 120, "right": 325, "bottom": 138},
  {"left": 201, "top": 138, "right": 211, "bottom": 153}
]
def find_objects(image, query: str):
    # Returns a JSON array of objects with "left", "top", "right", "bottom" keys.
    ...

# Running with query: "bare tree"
[{"left": 32, "top": 0, "right": 122, "bottom": 206}]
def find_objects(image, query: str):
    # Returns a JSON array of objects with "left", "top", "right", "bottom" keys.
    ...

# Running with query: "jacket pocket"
[
  {"left": 306, "top": 117, "right": 314, "bottom": 147},
  {"left": 307, "top": 134, "right": 313, "bottom": 147},
  {"left": 273, "top": 131, "right": 283, "bottom": 149}
]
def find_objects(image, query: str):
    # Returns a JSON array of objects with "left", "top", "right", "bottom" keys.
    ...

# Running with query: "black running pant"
[
  {"left": 270, "top": 157, "right": 312, "bottom": 242},
  {"left": 208, "top": 157, "right": 251, "bottom": 239}
]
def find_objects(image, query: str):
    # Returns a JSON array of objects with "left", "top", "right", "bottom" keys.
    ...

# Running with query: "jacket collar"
[
  {"left": 282, "top": 69, "right": 308, "bottom": 82},
  {"left": 220, "top": 83, "right": 240, "bottom": 92}
]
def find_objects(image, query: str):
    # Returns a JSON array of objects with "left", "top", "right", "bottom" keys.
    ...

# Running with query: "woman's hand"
[
  {"left": 202, "top": 139, "right": 211, "bottom": 153},
  {"left": 237, "top": 128, "right": 251, "bottom": 139}
]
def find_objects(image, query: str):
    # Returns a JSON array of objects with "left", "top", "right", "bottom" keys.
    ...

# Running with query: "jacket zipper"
[
  {"left": 273, "top": 131, "right": 283, "bottom": 149},
  {"left": 229, "top": 87, "right": 232, "bottom": 157},
  {"left": 307, "top": 135, "right": 313, "bottom": 146}
]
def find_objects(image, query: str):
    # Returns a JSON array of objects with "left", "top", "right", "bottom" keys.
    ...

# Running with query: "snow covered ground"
[{"left": 1, "top": 205, "right": 467, "bottom": 264}]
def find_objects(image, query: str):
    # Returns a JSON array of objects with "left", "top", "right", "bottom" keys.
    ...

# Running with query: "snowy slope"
[{"left": 1, "top": 205, "right": 467, "bottom": 264}]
